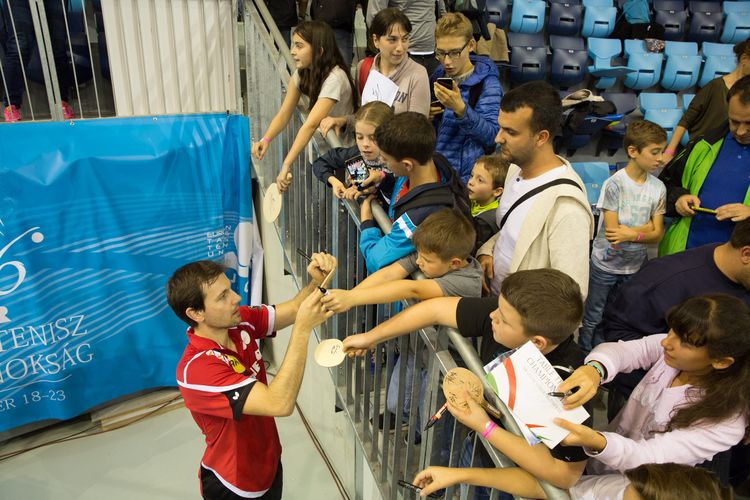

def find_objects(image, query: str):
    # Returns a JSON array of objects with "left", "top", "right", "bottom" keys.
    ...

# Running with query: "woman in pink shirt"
[{"left": 556, "top": 294, "right": 750, "bottom": 475}]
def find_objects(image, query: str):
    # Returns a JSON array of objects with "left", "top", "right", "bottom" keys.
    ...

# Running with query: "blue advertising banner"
[{"left": 0, "top": 114, "right": 255, "bottom": 432}]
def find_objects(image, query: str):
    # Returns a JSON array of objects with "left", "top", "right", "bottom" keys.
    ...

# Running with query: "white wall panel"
[{"left": 101, "top": 0, "right": 238, "bottom": 116}]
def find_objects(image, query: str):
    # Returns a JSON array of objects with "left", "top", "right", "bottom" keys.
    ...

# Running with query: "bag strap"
[
  {"left": 499, "top": 178, "right": 582, "bottom": 229},
  {"left": 358, "top": 56, "right": 375, "bottom": 97}
]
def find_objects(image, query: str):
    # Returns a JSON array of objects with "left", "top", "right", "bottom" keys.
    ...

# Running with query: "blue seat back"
[
  {"left": 655, "top": 8, "right": 689, "bottom": 40},
  {"left": 582, "top": 4, "right": 617, "bottom": 37},
  {"left": 487, "top": 0, "right": 511, "bottom": 26},
  {"left": 571, "top": 162, "right": 611, "bottom": 206},
  {"left": 640, "top": 92, "right": 679, "bottom": 112},
  {"left": 682, "top": 93, "right": 696, "bottom": 110},
  {"left": 721, "top": 10, "right": 750, "bottom": 44},
  {"left": 588, "top": 37, "right": 622, "bottom": 60},
  {"left": 624, "top": 46, "right": 665, "bottom": 89},
  {"left": 510, "top": 0, "right": 547, "bottom": 33},
  {"left": 699, "top": 44, "right": 737, "bottom": 86},
  {"left": 643, "top": 108, "right": 685, "bottom": 141},
  {"left": 507, "top": 32, "right": 548, "bottom": 82},
  {"left": 661, "top": 41, "right": 702, "bottom": 90},
  {"left": 549, "top": 2, "right": 584, "bottom": 35},
  {"left": 551, "top": 37, "right": 588, "bottom": 86},
  {"left": 688, "top": 10, "right": 724, "bottom": 42}
]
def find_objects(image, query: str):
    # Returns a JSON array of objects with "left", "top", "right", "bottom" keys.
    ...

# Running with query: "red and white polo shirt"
[{"left": 176, "top": 304, "right": 281, "bottom": 498}]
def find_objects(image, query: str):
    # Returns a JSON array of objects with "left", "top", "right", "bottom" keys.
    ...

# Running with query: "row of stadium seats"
[
  {"left": 507, "top": 35, "right": 737, "bottom": 89},
  {"left": 488, "top": 0, "right": 750, "bottom": 44}
]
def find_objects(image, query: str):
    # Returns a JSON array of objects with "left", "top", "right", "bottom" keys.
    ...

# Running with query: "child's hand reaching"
[
  {"left": 556, "top": 364, "right": 601, "bottom": 410},
  {"left": 342, "top": 333, "right": 376, "bottom": 357},
  {"left": 413, "top": 466, "right": 460, "bottom": 497},
  {"left": 320, "top": 289, "right": 355, "bottom": 313},
  {"left": 342, "top": 185, "right": 363, "bottom": 200},
  {"left": 329, "top": 178, "right": 348, "bottom": 199},
  {"left": 554, "top": 418, "right": 607, "bottom": 452},
  {"left": 447, "top": 389, "right": 490, "bottom": 434}
]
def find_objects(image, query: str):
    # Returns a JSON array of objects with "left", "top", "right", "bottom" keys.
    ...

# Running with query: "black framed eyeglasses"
[{"left": 435, "top": 40, "right": 470, "bottom": 61}]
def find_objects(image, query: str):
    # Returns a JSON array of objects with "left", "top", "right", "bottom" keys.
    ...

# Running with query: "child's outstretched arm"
[
  {"left": 449, "top": 391, "right": 587, "bottom": 489},
  {"left": 321, "top": 278, "right": 445, "bottom": 313},
  {"left": 342, "top": 297, "right": 461, "bottom": 356},
  {"left": 413, "top": 466, "right": 546, "bottom": 499}
]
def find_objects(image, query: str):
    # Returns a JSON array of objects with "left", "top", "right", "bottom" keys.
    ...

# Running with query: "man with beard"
[
  {"left": 476, "top": 81, "right": 593, "bottom": 297},
  {"left": 168, "top": 254, "right": 335, "bottom": 499}
]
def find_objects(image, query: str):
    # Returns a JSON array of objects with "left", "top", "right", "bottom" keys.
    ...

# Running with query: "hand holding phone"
[
  {"left": 689, "top": 204, "right": 718, "bottom": 215},
  {"left": 436, "top": 77, "right": 453, "bottom": 89}
]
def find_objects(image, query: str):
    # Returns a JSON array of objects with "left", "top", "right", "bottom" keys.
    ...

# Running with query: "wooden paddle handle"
[{"left": 480, "top": 400, "right": 502, "bottom": 420}]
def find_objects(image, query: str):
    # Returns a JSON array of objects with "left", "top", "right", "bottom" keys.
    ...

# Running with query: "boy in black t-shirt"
[{"left": 343, "top": 268, "right": 591, "bottom": 492}]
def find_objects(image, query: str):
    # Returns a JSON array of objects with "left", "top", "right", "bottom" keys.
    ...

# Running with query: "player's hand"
[
  {"left": 307, "top": 252, "right": 336, "bottom": 284},
  {"left": 252, "top": 139, "right": 269, "bottom": 160},
  {"left": 478, "top": 255, "right": 494, "bottom": 294},
  {"left": 277, "top": 166, "right": 293, "bottom": 193},
  {"left": 675, "top": 194, "right": 701, "bottom": 217},
  {"left": 296, "top": 289, "right": 334, "bottom": 330},
  {"left": 320, "top": 289, "right": 355, "bottom": 313},
  {"left": 715, "top": 203, "right": 750, "bottom": 222},
  {"left": 319, "top": 116, "right": 346, "bottom": 138},
  {"left": 605, "top": 225, "right": 639, "bottom": 245},
  {"left": 413, "top": 466, "right": 460, "bottom": 497},
  {"left": 555, "top": 418, "right": 607, "bottom": 452},
  {"left": 446, "top": 389, "right": 489, "bottom": 434},
  {"left": 556, "top": 364, "right": 600, "bottom": 410},
  {"left": 342, "top": 333, "right": 376, "bottom": 357}
]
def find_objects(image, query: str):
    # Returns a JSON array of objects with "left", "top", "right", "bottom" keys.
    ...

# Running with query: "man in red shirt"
[{"left": 167, "top": 253, "right": 336, "bottom": 499}]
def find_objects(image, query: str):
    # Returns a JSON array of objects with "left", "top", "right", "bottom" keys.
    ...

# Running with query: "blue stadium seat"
[
  {"left": 623, "top": 39, "right": 665, "bottom": 90},
  {"left": 640, "top": 92, "right": 679, "bottom": 112},
  {"left": 640, "top": 92, "right": 683, "bottom": 142},
  {"left": 721, "top": 2, "right": 750, "bottom": 44},
  {"left": 507, "top": 32, "right": 548, "bottom": 83},
  {"left": 654, "top": 0, "right": 689, "bottom": 40},
  {"left": 688, "top": 1, "right": 723, "bottom": 42},
  {"left": 582, "top": 0, "right": 617, "bottom": 37},
  {"left": 550, "top": 35, "right": 588, "bottom": 87},
  {"left": 487, "top": 0, "right": 511, "bottom": 27},
  {"left": 509, "top": 0, "right": 547, "bottom": 33},
  {"left": 682, "top": 93, "right": 695, "bottom": 110},
  {"left": 661, "top": 41, "right": 702, "bottom": 90},
  {"left": 587, "top": 37, "right": 634, "bottom": 89},
  {"left": 699, "top": 42, "right": 737, "bottom": 86},
  {"left": 571, "top": 162, "right": 612, "bottom": 207},
  {"left": 549, "top": 0, "right": 584, "bottom": 35}
]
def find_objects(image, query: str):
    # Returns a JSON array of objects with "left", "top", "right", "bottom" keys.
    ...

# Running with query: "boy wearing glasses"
[{"left": 430, "top": 12, "right": 503, "bottom": 183}]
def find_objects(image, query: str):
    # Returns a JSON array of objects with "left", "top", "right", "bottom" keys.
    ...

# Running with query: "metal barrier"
[{"left": 243, "top": 1, "right": 571, "bottom": 499}]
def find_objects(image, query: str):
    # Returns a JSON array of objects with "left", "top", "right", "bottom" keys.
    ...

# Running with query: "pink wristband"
[
  {"left": 261, "top": 137, "right": 271, "bottom": 144},
  {"left": 481, "top": 420, "right": 497, "bottom": 439},
  {"left": 636, "top": 232, "right": 644, "bottom": 242},
  {"left": 664, "top": 148, "right": 675, "bottom": 156}
]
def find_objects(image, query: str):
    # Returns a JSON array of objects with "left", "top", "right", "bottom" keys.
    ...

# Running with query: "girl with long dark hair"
[
  {"left": 557, "top": 294, "right": 750, "bottom": 477},
  {"left": 251, "top": 20, "right": 356, "bottom": 192}
]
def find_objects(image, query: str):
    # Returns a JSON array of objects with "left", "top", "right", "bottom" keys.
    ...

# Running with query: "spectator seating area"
[{"left": 489, "top": 0, "right": 745, "bottom": 158}]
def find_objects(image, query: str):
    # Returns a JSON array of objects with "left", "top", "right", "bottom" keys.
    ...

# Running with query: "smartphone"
[
  {"left": 345, "top": 155, "right": 369, "bottom": 187},
  {"left": 397, "top": 480, "right": 442, "bottom": 498},
  {"left": 436, "top": 77, "right": 453, "bottom": 89},
  {"left": 431, "top": 99, "right": 444, "bottom": 112},
  {"left": 689, "top": 204, "right": 718, "bottom": 215}
]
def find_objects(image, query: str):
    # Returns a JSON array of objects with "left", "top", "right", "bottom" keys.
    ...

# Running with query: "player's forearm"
[{"left": 266, "top": 321, "right": 314, "bottom": 416}]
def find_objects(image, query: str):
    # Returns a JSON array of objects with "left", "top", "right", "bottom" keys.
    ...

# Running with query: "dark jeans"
[
  {"left": 2, "top": 0, "right": 73, "bottom": 108},
  {"left": 578, "top": 263, "right": 632, "bottom": 353},
  {"left": 201, "top": 462, "right": 283, "bottom": 500},
  {"left": 332, "top": 28, "right": 353, "bottom": 67}
]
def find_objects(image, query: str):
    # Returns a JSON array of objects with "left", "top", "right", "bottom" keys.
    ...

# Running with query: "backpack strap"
[
  {"left": 358, "top": 56, "right": 375, "bottom": 97},
  {"left": 499, "top": 178, "right": 582, "bottom": 230}
]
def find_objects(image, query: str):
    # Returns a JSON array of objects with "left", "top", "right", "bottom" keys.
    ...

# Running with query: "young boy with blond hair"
[
  {"left": 467, "top": 155, "right": 509, "bottom": 249},
  {"left": 579, "top": 120, "right": 668, "bottom": 352}
]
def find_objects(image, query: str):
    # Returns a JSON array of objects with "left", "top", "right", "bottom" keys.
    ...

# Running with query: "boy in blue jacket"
[
  {"left": 430, "top": 12, "right": 503, "bottom": 183},
  {"left": 359, "top": 112, "right": 470, "bottom": 273}
]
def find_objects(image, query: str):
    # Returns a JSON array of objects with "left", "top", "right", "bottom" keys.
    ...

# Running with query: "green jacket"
[{"left": 659, "top": 124, "right": 750, "bottom": 255}]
